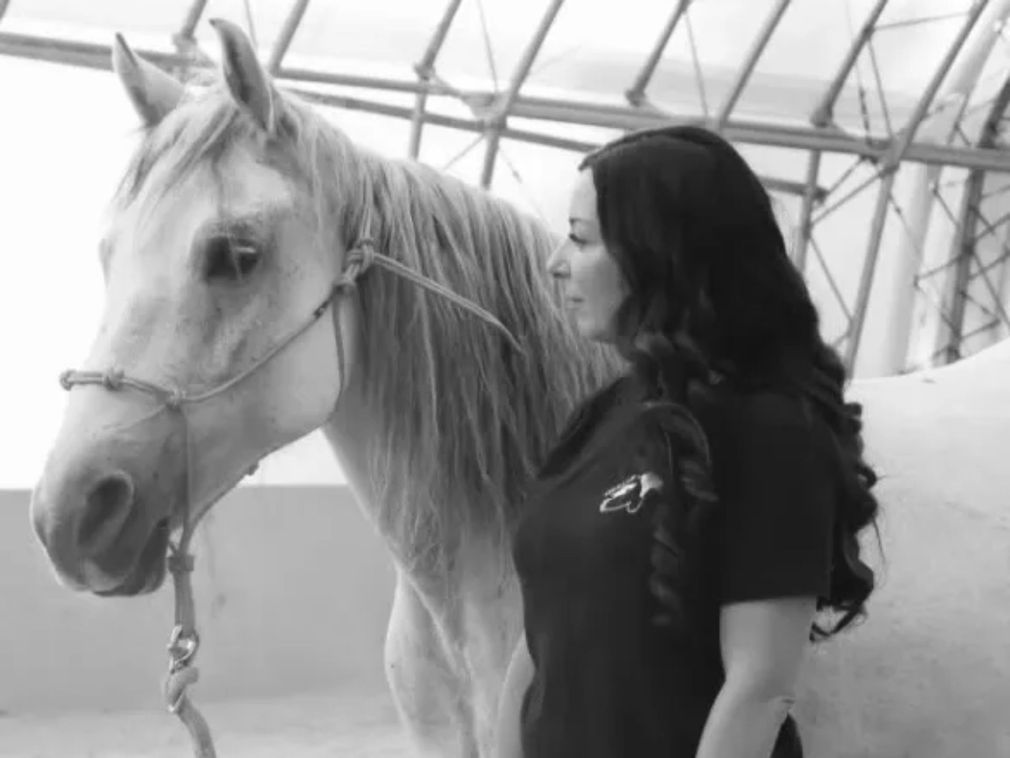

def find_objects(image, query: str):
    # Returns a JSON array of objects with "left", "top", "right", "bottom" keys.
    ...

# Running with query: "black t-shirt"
[{"left": 512, "top": 375, "right": 838, "bottom": 758}]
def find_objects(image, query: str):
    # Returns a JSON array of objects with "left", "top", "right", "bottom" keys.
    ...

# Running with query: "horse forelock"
[{"left": 110, "top": 76, "right": 621, "bottom": 578}]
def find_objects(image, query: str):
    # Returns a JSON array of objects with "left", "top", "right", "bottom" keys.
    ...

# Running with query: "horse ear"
[
  {"left": 112, "top": 33, "right": 184, "bottom": 127},
  {"left": 209, "top": 18, "right": 277, "bottom": 135}
]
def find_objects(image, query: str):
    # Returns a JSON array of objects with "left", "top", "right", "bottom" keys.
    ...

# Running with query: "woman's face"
[{"left": 547, "top": 169, "right": 628, "bottom": 343}]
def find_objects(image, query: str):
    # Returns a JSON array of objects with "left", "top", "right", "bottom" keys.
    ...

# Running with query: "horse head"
[{"left": 30, "top": 20, "right": 360, "bottom": 595}]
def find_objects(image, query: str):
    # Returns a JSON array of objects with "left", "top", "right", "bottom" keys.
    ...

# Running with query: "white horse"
[
  {"left": 799, "top": 344, "right": 1010, "bottom": 756},
  {"left": 29, "top": 20, "right": 1009, "bottom": 758}
]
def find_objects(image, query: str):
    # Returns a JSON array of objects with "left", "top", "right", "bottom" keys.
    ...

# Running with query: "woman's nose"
[{"left": 546, "top": 240, "right": 568, "bottom": 278}]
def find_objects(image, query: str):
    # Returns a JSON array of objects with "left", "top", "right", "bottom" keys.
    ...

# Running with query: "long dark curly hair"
[{"left": 577, "top": 125, "right": 880, "bottom": 641}]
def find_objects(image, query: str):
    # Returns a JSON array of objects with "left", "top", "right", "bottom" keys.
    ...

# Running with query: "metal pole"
[
  {"left": 795, "top": 0, "right": 890, "bottom": 275},
  {"left": 793, "top": 150, "right": 821, "bottom": 274},
  {"left": 625, "top": 0, "right": 692, "bottom": 106},
  {"left": 168, "top": 0, "right": 214, "bottom": 74},
  {"left": 286, "top": 86, "right": 596, "bottom": 152},
  {"left": 174, "top": 0, "right": 210, "bottom": 48},
  {"left": 479, "top": 0, "right": 565, "bottom": 188},
  {"left": 885, "top": 0, "right": 1010, "bottom": 373},
  {"left": 993, "top": 226, "right": 1010, "bottom": 343},
  {"left": 843, "top": 169, "right": 897, "bottom": 371},
  {"left": 942, "top": 70, "right": 1010, "bottom": 363},
  {"left": 4, "top": 30, "right": 1010, "bottom": 173},
  {"left": 267, "top": 0, "right": 311, "bottom": 74},
  {"left": 765, "top": 175, "right": 825, "bottom": 198},
  {"left": 502, "top": 95, "right": 1010, "bottom": 172},
  {"left": 409, "top": 0, "right": 464, "bottom": 159},
  {"left": 296, "top": 85, "right": 821, "bottom": 195},
  {"left": 271, "top": 63, "right": 451, "bottom": 94},
  {"left": 715, "top": 0, "right": 791, "bottom": 129},
  {"left": 810, "top": 0, "right": 890, "bottom": 126},
  {"left": 843, "top": 0, "right": 988, "bottom": 373},
  {"left": 944, "top": 169, "right": 987, "bottom": 363},
  {"left": 479, "top": 129, "right": 503, "bottom": 189}
]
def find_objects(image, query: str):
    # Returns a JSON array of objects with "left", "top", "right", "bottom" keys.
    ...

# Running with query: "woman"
[{"left": 494, "top": 126, "right": 880, "bottom": 758}]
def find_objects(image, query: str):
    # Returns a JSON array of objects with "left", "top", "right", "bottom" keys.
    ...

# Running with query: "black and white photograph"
[{"left": 1, "top": 1, "right": 1008, "bottom": 757}]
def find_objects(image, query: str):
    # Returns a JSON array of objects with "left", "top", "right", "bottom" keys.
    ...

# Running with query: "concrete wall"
[{"left": 0, "top": 486, "right": 396, "bottom": 713}]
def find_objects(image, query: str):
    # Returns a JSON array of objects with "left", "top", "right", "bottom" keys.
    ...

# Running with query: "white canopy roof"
[{"left": 2, "top": 0, "right": 1009, "bottom": 486}]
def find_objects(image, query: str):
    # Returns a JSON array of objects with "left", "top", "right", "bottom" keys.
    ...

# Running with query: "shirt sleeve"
[{"left": 715, "top": 394, "right": 836, "bottom": 604}]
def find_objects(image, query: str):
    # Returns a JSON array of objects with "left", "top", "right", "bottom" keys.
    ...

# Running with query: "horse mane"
[{"left": 113, "top": 76, "right": 623, "bottom": 578}]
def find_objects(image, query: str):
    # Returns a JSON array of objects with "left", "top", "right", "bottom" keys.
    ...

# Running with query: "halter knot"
[
  {"left": 167, "top": 624, "right": 200, "bottom": 672},
  {"left": 338, "top": 239, "right": 377, "bottom": 290},
  {"left": 167, "top": 550, "right": 195, "bottom": 575},
  {"left": 164, "top": 389, "right": 185, "bottom": 411},
  {"left": 101, "top": 369, "right": 126, "bottom": 391}
]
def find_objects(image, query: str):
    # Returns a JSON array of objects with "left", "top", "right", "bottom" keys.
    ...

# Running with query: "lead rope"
[
  {"left": 59, "top": 234, "right": 522, "bottom": 758},
  {"left": 154, "top": 250, "right": 362, "bottom": 758},
  {"left": 342, "top": 239, "right": 523, "bottom": 354},
  {"left": 162, "top": 399, "right": 215, "bottom": 757}
]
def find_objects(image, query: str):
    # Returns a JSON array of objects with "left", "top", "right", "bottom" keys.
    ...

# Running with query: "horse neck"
[
  {"left": 321, "top": 382, "right": 381, "bottom": 522},
  {"left": 321, "top": 154, "right": 621, "bottom": 578}
]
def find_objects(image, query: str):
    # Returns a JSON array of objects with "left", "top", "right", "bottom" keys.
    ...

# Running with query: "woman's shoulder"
[
  {"left": 693, "top": 381, "right": 840, "bottom": 494},
  {"left": 688, "top": 382, "right": 835, "bottom": 478},
  {"left": 696, "top": 381, "right": 819, "bottom": 435}
]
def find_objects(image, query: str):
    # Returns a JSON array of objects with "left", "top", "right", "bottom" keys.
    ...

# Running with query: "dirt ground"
[{"left": 0, "top": 688, "right": 411, "bottom": 758}]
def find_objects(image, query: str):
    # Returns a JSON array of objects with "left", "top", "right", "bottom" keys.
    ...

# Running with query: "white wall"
[{"left": 0, "top": 485, "right": 395, "bottom": 713}]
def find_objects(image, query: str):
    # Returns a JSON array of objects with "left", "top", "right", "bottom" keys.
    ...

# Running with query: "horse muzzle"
[{"left": 30, "top": 394, "right": 184, "bottom": 595}]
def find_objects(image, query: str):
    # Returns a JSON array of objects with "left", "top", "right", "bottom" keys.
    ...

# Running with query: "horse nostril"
[{"left": 78, "top": 470, "right": 136, "bottom": 557}]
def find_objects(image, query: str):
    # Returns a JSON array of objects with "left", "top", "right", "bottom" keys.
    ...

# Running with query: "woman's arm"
[
  {"left": 694, "top": 596, "right": 816, "bottom": 758},
  {"left": 493, "top": 633, "right": 535, "bottom": 758}
]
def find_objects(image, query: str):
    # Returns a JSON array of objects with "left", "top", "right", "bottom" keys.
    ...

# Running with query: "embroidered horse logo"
[{"left": 599, "top": 472, "right": 664, "bottom": 514}]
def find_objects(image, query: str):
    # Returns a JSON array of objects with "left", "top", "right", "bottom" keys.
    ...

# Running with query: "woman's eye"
[
  {"left": 568, "top": 233, "right": 587, "bottom": 248},
  {"left": 203, "top": 236, "right": 261, "bottom": 281}
]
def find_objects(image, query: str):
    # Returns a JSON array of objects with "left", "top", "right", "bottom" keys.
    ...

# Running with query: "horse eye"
[{"left": 203, "top": 236, "right": 261, "bottom": 281}]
